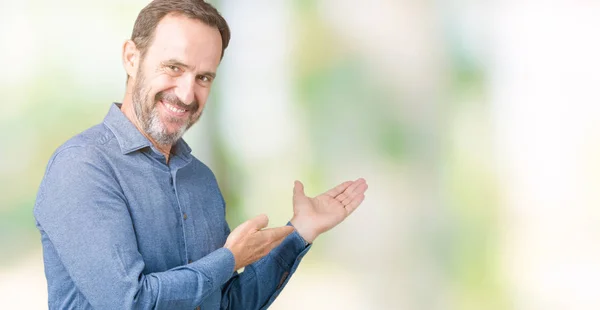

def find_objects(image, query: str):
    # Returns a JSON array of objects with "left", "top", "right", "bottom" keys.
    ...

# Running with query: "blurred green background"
[{"left": 2, "top": 1, "right": 600, "bottom": 309}]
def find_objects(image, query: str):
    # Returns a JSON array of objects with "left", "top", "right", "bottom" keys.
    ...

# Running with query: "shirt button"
[
  {"left": 188, "top": 259, "right": 193, "bottom": 264},
  {"left": 195, "top": 307, "right": 201, "bottom": 310},
  {"left": 183, "top": 213, "right": 188, "bottom": 220}
]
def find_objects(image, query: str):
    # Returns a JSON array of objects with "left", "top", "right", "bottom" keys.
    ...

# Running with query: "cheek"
[
  {"left": 194, "top": 90, "right": 210, "bottom": 111},
  {"left": 149, "top": 76, "right": 178, "bottom": 100},
  {"left": 191, "top": 111, "right": 202, "bottom": 122}
]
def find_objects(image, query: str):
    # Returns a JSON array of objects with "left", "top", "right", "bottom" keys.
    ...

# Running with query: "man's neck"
[{"left": 121, "top": 92, "right": 172, "bottom": 163}]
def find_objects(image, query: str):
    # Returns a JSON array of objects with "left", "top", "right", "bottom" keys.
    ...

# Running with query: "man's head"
[{"left": 121, "top": 0, "right": 230, "bottom": 147}]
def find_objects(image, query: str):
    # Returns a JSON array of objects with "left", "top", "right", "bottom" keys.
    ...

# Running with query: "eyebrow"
[{"left": 162, "top": 58, "right": 217, "bottom": 79}]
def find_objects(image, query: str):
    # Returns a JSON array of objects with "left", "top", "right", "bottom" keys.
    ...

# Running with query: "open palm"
[{"left": 290, "top": 178, "right": 368, "bottom": 243}]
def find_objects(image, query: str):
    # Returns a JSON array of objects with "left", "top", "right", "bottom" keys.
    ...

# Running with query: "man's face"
[{"left": 131, "top": 14, "right": 222, "bottom": 146}]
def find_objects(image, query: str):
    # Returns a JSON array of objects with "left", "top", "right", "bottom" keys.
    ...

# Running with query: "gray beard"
[
  {"left": 132, "top": 78, "right": 190, "bottom": 147},
  {"left": 143, "top": 105, "right": 188, "bottom": 146}
]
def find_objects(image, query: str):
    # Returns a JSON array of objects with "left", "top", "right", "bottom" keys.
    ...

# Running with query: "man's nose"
[{"left": 175, "top": 76, "right": 196, "bottom": 106}]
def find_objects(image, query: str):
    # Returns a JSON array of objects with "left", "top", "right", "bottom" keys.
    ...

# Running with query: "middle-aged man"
[{"left": 33, "top": 0, "right": 368, "bottom": 309}]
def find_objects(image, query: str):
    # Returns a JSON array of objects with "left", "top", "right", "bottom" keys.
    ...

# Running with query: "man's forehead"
[{"left": 147, "top": 14, "right": 222, "bottom": 64}]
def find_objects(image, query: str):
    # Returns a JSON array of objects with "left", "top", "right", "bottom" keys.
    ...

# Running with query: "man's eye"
[
  {"left": 198, "top": 76, "right": 210, "bottom": 83},
  {"left": 168, "top": 65, "right": 181, "bottom": 73}
]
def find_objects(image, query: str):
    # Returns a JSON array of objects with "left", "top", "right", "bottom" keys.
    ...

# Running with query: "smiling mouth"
[{"left": 161, "top": 100, "right": 189, "bottom": 116}]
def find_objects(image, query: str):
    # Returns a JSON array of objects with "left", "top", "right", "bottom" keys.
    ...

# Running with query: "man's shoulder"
[
  {"left": 63, "top": 123, "right": 115, "bottom": 148},
  {"left": 49, "top": 123, "right": 117, "bottom": 167}
]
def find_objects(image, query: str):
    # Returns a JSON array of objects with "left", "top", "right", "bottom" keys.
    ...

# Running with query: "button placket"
[{"left": 169, "top": 168, "right": 190, "bottom": 267}]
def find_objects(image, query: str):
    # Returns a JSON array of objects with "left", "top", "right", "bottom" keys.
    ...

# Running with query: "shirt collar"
[{"left": 103, "top": 103, "right": 192, "bottom": 156}]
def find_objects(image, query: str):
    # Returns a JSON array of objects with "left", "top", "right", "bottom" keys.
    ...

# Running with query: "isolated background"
[{"left": 1, "top": 0, "right": 600, "bottom": 309}]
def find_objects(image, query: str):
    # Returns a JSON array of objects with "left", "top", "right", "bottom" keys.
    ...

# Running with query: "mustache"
[{"left": 155, "top": 91, "right": 199, "bottom": 112}]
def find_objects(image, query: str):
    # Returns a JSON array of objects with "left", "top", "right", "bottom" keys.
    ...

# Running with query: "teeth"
[{"left": 164, "top": 102, "right": 186, "bottom": 113}]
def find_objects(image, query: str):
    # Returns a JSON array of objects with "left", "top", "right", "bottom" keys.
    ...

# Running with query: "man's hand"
[
  {"left": 290, "top": 178, "right": 368, "bottom": 244},
  {"left": 224, "top": 214, "right": 295, "bottom": 271}
]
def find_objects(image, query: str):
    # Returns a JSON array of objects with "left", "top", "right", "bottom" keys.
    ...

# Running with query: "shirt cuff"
[
  {"left": 258, "top": 224, "right": 312, "bottom": 310},
  {"left": 267, "top": 222, "right": 311, "bottom": 270},
  {"left": 287, "top": 222, "right": 310, "bottom": 247},
  {"left": 286, "top": 222, "right": 310, "bottom": 247}
]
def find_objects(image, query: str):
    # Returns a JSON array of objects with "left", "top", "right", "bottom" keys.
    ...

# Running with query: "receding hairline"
[{"left": 138, "top": 12, "right": 225, "bottom": 58}]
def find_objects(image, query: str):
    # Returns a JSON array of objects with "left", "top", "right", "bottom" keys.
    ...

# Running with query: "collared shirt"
[{"left": 34, "top": 103, "right": 310, "bottom": 309}]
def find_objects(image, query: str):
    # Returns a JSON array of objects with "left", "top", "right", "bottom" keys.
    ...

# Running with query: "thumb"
[{"left": 293, "top": 180, "right": 305, "bottom": 197}]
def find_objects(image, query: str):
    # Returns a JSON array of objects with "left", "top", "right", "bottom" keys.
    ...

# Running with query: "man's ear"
[{"left": 122, "top": 40, "right": 140, "bottom": 79}]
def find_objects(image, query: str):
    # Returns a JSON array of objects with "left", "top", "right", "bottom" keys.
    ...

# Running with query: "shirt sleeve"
[
  {"left": 34, "top": 146, "right": 236, "bottom": 309},
  {"left": 220, "top": 220, "right": 312, "bottom": 310}
]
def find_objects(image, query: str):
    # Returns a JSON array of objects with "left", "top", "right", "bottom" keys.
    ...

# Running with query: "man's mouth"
[{"left": 160, "top": 100, "right": 189, "bottom": 116}]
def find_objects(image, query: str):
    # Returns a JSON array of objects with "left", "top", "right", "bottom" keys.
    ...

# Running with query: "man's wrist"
[{"left": 289, "top": 217, "right": 318, "bottom": 244}]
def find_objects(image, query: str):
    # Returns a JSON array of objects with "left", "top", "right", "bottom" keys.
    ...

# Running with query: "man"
[{"left": 34, "top": 0, "right": 368, "bottom": 309}]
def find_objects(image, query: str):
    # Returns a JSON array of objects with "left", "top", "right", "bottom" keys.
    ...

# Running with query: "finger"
[
  {"left": 266, "top": 234, "right": 289, "bottom": 252},
  {"left": 262, "top": 226, "right": 294, "bottom": 243},
  {"left": 248, "top": 214, "right": 269, "bottom": 231},
  {"left": 266, "top": 227, "right": 295, "bottom": 252},
  {"left": 341, "top": 181, "right": 368, "bottom": 206},
  {"left": 323, "top": 180, "right": 353, "bottom": 197},
  {"left": 293, "top": 180, "right": 305, "bottom": 197},
  {"left": 336, "top": 178, "right": 366, "bottom": 204},
  {"left": 344, "top": 194, "right": 365, "bottom": 215}
]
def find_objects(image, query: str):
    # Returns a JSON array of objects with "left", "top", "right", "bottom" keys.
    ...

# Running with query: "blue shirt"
[{"left": 34, "top": 103, "right": 310, "bottom": 309}]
